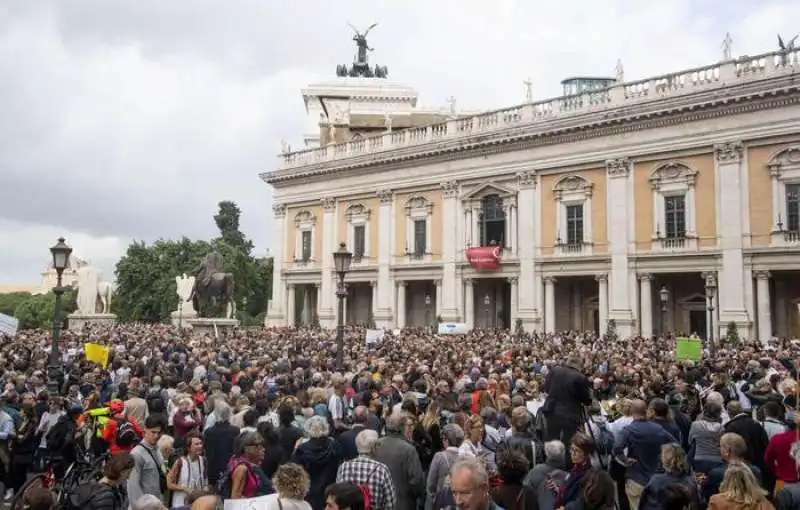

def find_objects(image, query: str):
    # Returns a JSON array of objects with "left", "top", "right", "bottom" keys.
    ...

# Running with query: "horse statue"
[
  {"left": 97, "top": 281, "right": 114, "bottom": 314},
  {"left": 188, "top": 250, "right": 237, "bottom": 319}
]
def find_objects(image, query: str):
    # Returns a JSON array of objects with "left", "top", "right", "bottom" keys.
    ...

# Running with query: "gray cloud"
[{"left": 1, "top": 0, "right": 799, "bottom": 284}]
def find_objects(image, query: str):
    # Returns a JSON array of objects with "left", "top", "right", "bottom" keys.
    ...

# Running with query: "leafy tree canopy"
[
  {"left": 13, "top": 290, "right": 76, "bottom": 330},
  {"left": 0, "top": 291, "right": 32, "bottom": 316}
]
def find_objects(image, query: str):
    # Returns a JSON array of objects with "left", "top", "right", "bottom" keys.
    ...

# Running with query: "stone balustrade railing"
[{"left": 277, "top": 48, "right": 800, "bottom": 170}]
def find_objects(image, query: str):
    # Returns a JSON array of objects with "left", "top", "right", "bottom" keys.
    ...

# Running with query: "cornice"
[{"left": 265, "top": 77, "right": 800, "bottom": 186}]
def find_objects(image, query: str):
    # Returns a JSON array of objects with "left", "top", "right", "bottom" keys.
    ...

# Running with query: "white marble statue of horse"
[{"left": 97, "top": 281, "right": 115, "bottom": 314}]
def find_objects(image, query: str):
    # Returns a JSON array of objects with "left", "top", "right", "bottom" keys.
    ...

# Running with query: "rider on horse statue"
[{"left": 190, "top": 250, "right": 224, "bottom": 302}]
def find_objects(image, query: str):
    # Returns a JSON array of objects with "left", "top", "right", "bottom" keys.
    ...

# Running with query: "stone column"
[
  {"left": 715, "top": 142, "right": 750, "bottom": 338},
  {"left": 639, "top": 274, "right": 653, "bottom": 338},
  {"left": 510, "top": 202, "right": 518, "bottom": 255},
  {"left": 544, "top": 276, "right": 556, "bottom": 333},
  {"left": 375, "top": 189, "right": 394, "bottom": 327},
  {"left": 596, "top": 274, "right": 608, "bottom": 335},
  {"left": 314, "top": 283, "right": 321, "bottom": 323},
  {"left": 286, "top": 284, "right": 296, "bottom": 327},
  {"left": 464, "top": 279, "right": 474, "bottom": 328},
  {"left": 605, "top": 158, "right": 634, "bottom": 337},
  {"left": 516, "top": 171, "right": 538, "bottom": 330},
  {"left": 396, "top": 281, "right": 407, "bottom": 328},
  {"left": 370, "top": 280, "right": 378, "bottom": 324},
  {"left": 319, "top": 197, "right": 337, "bottom": 327},
  {"left": 435, "top": 279, "right": 442, "bottom": 319},
  {"left": 756, "top": 271, "right": 771, "bottom": 343},
  {"left": 440, "top": 181, "right": 460, "bottom": 322},
  {"left": 509, "top": 277, "right": 519, "bottom": 329},
  {"left": 503, "top": 201, "right": 512, "bottom": 248},
  {"left": 301, "top": 286, "right": 311, "bottom": 325},
  {"left": 265, "top": 204, "right": 287, "bottom": 326}
]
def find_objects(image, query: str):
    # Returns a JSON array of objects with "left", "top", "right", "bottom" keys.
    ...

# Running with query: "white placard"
[
  {"left": 0, "top": 313, "right": 18, "bottom": 336},
  {"left": 438, "top": 322, "right": 469, "bottom": 335},
  {"left": 366, "top": 329, "right": 384, "bottom": 345},
  {"left": 224, "top": 495, "right": 272, "bottom": 510}
]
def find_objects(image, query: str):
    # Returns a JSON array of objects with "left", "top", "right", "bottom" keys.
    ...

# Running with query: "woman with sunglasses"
[{"left": 229, "top": 431, "right": 271, "bottom": 500}]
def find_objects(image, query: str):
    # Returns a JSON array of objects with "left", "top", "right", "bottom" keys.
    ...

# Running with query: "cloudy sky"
[{"left": 0, "top": 0, "right": 798, "bottom": 285}]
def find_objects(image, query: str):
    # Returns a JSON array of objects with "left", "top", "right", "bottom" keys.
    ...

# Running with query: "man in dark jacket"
[
  {"left": 374, "top": 412, "right": 425, "bottom": 510},
  {"left": 723, "top": 401, "right": 769, "bottom": 469},
  {"left": 542, "top": 357, "right": 592, "bottom": 447},
  {"left": 500, "top": 406, "right": 543, "bottom": 469},
  {"left": 202, "top": 402, "right": 239, "bottom": 486},
  {"left": 337, "top": 406, "right": 368, "bottom": 461}
]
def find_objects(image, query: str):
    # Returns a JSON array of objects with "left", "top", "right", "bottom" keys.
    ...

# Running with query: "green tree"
[
  {"left": 114, "top": 238, "right": 211, "bottom": 323},
  {"left": 214, "top": 201, "right": 254, "bottom": 254},
  {"left": 0, "top": 291, "right": 32, "bottom": 316},
  {"left": 13, "top": 290, "right": 76, "bottom": 330},
  {"left": 211, "top": 201, "right": 271, "bottom": 324},
  {"left": 726, "top": 321, "right": 740, "bottom": 346}
]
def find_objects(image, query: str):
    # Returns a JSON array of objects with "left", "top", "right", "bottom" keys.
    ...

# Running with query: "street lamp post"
[
  {"left": 49, "top": 237, "right": 72, "bottom": 395},
  {"left": 659, "top": 286, "right": 669, "bottom": 336},
  {"left": 705, "top": 278, "right": 717, "bottom": 355},
  {"left": 424, "top": 294, "right": 431, "bottom": 330},
  {"left": 484, "top": 294, "right": 491, "bottom": 329},
  {"left": 332, "top": 242, "right": 352, "bottom": 371}
]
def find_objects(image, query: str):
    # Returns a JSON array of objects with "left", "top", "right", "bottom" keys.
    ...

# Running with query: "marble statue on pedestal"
[{"left": 69, "top": 265, "right": 116, "bottom": 330}]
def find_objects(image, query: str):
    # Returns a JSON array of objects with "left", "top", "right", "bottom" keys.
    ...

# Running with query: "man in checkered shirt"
[{"left": 336, "top": 428, "right": 397, "bottom": 510}]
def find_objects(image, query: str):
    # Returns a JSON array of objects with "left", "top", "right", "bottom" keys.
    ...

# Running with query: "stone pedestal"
[
  {"left": 185, "top": 317, "right": 240, "bottom": 337},
  {"left": 67, "top": 313, "right": 117, "bottom": 331},
  {"left": 170, "top": 309, "right": 198, "bottom": 328}
]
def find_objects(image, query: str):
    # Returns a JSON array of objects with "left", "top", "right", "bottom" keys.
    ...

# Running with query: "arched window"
[{"left": 479, "top": 194, "right": 506, "bottom": 247}]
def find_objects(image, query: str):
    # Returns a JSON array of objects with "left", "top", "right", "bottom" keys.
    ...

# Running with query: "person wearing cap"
[{"left": 103, "top": 399, "right": 144, "bottom": 454}]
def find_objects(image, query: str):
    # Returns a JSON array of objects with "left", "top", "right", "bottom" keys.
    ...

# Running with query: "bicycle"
[{"left": 10, "top": 445, "right": 109, "bottom": 510}]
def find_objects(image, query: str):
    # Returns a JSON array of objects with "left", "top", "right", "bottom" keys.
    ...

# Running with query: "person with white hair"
[
  {"left": 523, "top": 440, "right": 568, "bottom": 510},
  {"left": 291, "top": 416, "right": 343, "bottom": 510},
  {"left": 336, "top": 429, "right": 396, "bottom": 510},
  {"left": 133, "top": 494, "right": 166, "bottom": 510}
]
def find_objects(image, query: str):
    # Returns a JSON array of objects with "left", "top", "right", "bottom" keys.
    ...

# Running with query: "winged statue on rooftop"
[{"left": 348, "top": 22, "right": 378, "bottom": 65}]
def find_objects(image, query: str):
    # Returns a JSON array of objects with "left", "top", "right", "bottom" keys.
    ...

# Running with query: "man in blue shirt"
[{"left": 613, "top": 399, "right": 677, "bottom": 510}]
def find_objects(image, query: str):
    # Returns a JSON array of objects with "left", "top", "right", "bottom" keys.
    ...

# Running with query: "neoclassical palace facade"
[{"left": 263, "top": 47, "right": 800, "bottom": 342}]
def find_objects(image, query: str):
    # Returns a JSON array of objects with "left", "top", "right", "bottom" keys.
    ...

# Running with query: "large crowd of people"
[{"left": 1, "top": 323, "right": 800, "bottom": 510}]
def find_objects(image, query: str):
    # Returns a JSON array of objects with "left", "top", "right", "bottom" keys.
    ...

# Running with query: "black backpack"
[{"left": 115, "top": 417, "right": 139, "bottom": 448}]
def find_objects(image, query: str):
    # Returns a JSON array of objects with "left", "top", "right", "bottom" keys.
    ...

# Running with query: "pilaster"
[
  {"left": 375, "top": 189, "right": 394, "bottom": 328},
  {"left": 440, "top": 180, "right": 461, "bottom": 322},
  {"left": 714, "top": 141, "right": 751, "bottom": 338},
  {"left": 464, "top": 278, "right": 474, "bottom": 328},
  {"left": 508, "top": 277, "right": 519, "bottom": 329},
  {"left": 606, "top": 158, "right": 634, "bottom": 337},
  {"left": 318, "top": 197, "right": 337, "bottom": 327},
  {"left": 516, "top": 171, "right": 541, "bottom": 330},
  {"left": 396, "top": 281, "right": 407, "bottom": 328},
  {"left": 265, "top": 203, "right": 287, "bottom": 326}
]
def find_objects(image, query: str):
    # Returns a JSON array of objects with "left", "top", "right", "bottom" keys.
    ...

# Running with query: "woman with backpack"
[
  {"left": 102, "top": 399, "right": 144, "bottom": 454},
  {"left": 166, "top": 433, "right": 208, "bottom": 508},
  {"left": 69, "top": 452, "right": 135, "bottom": 510}
]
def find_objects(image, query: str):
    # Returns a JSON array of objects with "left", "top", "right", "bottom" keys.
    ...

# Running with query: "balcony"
[
  {"left": 267, "top": 47, "right": 800, "bottom": 175},
  {"left": 652, "top": 235, "right": 698, "bottom": 252},
  {"left": 555, "top": 241, "right": 592, "bottom": 256},
  {"left": 291, "top": 255, "right": 316, "bottom": 269},
  {"left": 770, "top": 229, "right": 800, "bottom": 247}
]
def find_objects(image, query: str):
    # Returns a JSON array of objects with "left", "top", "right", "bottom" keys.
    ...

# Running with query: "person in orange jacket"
[{"left": 102, "top": 399, "right": 144, "bottom": 454}]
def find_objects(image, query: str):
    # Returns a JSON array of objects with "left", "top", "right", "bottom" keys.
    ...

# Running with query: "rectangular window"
[
  {"left": 566, "top": 204, "right": 584, "bottom": 245},
  {"left": 787, "top": 184, "right": 800, "bottom": 232},
  {"left": 664, "top": 195, "right": 686, "bottom": 238},
  {"left": 413, "top": 219, "right": 427, "bottom": 257},
  {"left": 301, "top": 230, "right": 312, "bottom": 261},
  {"left": 353, "top": 225, "right": 366, "bottom": 260}
]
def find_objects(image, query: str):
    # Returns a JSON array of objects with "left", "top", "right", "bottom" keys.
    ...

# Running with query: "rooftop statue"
[{"left": 336, "top": 23, "right": 389, "bottom": 79}]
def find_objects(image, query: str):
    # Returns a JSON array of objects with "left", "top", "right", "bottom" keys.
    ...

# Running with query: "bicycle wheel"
[{"left": 10, "top": 473, "right": 47, "bottom": 510}]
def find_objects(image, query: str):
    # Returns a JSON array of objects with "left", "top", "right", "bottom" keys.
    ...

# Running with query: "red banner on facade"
[{"left": 466, "top": 246, "right": 502, "bottom": 270}]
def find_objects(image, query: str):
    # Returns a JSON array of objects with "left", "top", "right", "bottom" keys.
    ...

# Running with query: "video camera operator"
[{"left": 541, "top": 356, "right": 592, "bottom": 450}]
